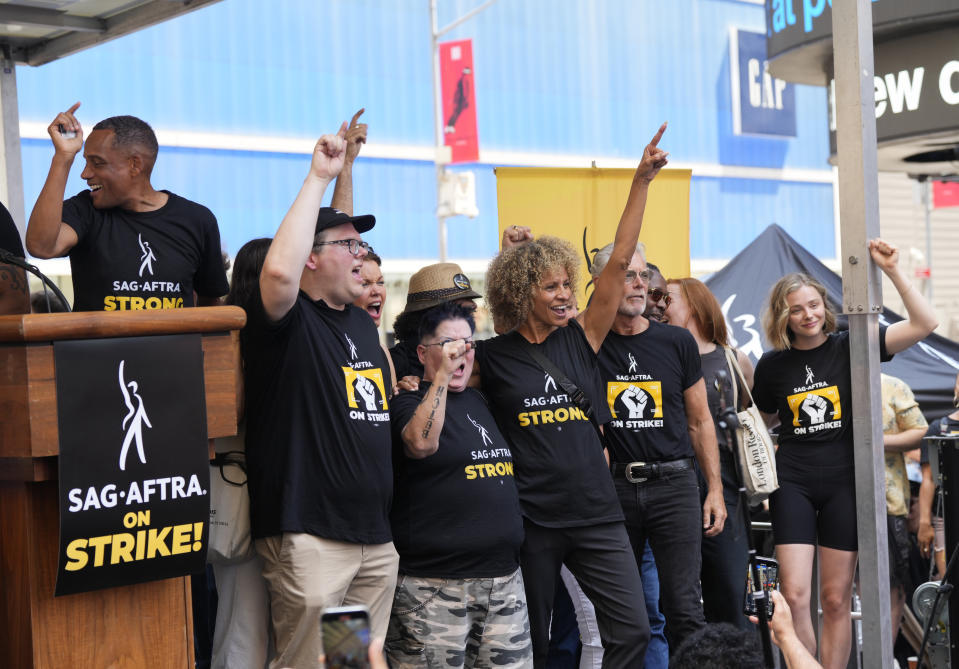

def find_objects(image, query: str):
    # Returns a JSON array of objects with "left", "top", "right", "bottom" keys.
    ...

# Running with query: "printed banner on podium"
[
  {"left": 54, "top": 334, "right": 210, "bottom": 596},
  {"left": 440, "top": 38, "right": 479, "bottom": 163}
]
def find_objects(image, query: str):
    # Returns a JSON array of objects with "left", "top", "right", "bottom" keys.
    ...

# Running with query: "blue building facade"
[{"left": 15, "top": 0, "right": 835, "bottom": 264}]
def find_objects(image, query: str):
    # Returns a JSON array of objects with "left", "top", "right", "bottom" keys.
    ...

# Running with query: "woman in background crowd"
[
  {"left": 211, "top": 237, "right": 273, "bottom": 669},
  {"left": 666, "top": 276, "right": 752, "bottom": 628}
]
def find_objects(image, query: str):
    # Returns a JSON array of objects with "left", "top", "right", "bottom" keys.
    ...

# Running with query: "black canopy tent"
[{"left": 704, "top": 223, "right": 959, "bottom": 421}]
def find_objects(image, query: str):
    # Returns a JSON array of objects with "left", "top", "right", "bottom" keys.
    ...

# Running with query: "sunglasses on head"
[{"left": 647, "top": 289, "right": 672, "bottom": 306}]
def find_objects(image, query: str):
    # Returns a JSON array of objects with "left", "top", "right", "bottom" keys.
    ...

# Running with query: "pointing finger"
[
  {"left": 66, "top": 101, "right": 81, "bottom": 115},
  {"left": 648, "top": 122, "right": 667, "bottom": 148},
  {"left": 337, "top": 121, "right": 348, "bottom": 138},
  {"left": 349, "top": 108, "right": 365, "bottom": 127}
]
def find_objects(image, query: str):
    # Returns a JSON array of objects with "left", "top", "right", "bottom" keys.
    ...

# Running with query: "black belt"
[{"left": 612, "top": 458, "right": 694, "bottom": 483}]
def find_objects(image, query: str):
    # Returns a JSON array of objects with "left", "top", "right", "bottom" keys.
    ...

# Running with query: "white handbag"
[
  {"left": 724, "top": 347, "right": 779, "bottom": 503},
  {"left": 207, "top": 430, "right": 253, "bottom": 564}
]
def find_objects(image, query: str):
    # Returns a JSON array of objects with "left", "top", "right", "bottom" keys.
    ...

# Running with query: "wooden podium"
[{"left": 0, "top": 307, "right": 245, "bottom": 669}]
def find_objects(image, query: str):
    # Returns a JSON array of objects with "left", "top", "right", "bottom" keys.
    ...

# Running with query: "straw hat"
[{"left": 402, "top": 262, "right": 481, "bottom": 313}]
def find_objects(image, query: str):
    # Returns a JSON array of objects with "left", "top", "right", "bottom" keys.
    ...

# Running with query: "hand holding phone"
[
  {"left": 321, "top": 605, "right": 371, "bottom": 669},
  {"left": 743, "top": 556, "right": 778, "bottom": 617}
]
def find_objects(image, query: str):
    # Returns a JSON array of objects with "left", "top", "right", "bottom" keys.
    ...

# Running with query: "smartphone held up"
[{"left": 321, "top": 605, "right": 371, "bottom": 669}]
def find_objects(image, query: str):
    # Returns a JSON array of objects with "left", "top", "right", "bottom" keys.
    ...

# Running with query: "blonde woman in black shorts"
[{"left": 751, "top": 239, "right": 936, "bottom": 669}]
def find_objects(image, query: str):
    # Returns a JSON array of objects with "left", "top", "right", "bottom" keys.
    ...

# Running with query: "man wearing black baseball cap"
[{"left": 243, "top": 125, "right": 399, "bottom": 668}]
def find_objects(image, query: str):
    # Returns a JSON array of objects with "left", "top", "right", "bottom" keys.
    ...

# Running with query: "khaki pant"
[{"left": 256, "top": 533, "right": 399, "bottom": 669}]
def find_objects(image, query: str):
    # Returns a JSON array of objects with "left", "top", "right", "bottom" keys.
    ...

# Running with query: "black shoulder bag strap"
[{"left": 512, "top": 335, "right": 610, "bottom": 448}]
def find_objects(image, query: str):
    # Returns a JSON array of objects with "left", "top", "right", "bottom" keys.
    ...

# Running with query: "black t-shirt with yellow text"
[
  {"left": 63, "top": 190, "right": 228, "bottom": 311},
  {"left": 390, "top": 384, "right": 523, "bottom": 578},
  {"left": 598, "top": 321, "right": 703, "bottom": 463},
  {"left": 752, "top": 328, "right": 891, "bottom": 468},
  {"left": 475, "top": 319, "right": 621, "bottom": 528},
  {"left": 244, "top": 294, "right": 393, "bottom": 544}
]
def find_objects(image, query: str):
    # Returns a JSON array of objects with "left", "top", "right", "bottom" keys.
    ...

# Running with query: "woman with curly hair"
[
  {"left": 473, "top": 124, "right": 668, "bottom": 668},
  {"left": 751, "top": 240, "right": 937, "bottom": 669}
]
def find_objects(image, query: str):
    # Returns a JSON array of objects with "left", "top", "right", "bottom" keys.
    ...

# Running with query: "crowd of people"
[{"left": 0, "top": 104, "right": 949, "bottom": 669}]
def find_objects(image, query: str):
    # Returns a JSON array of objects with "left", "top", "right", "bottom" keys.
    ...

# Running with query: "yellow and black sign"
[
  {"left": 607, "top": 381, "right": 663, "bottom": 419},
  {"left": 786, "top": 385, "right": 841, "bottom": 432},
  {"left": 53, "top": 334, "right": 210, "bottom": 596},
  {"left": 342, "top": 367, "right": 389, "bottom": 412}
]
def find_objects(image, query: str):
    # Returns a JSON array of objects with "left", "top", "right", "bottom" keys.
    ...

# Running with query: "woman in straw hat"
[
  {"left": 390, "top": 262, "right": 481, "bottom": 380},
  {"left": 470, "top": 123, "right": 668, "bottom": 668}
]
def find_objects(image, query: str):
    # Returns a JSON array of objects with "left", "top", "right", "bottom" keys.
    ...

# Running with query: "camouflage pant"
[{"left": 385, "top": 568, "right": 533, "bottom": 668}]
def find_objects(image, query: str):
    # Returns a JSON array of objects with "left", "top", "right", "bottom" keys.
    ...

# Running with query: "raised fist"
[
  {"left": 800, "top": 394, "right": 828, "bottom": 424},
  {"left": 621, "top": 385, "right": 649, "bottom": 419},
  {"left": 354, "top": 375, "right": 378, "bottom": 411}
]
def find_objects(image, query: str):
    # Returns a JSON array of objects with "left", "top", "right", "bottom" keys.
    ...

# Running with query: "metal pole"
[
  {"left": 924, "top": 179, "right": 933, "bottom": 303},
  {"left": 0, "top": 46, "right": 25, "bottom": 239},
  {"left": 831, "top": 1, "right": 892, "bottom": 668},
  {"left": 430, "top": 0, "right": 448, "bottom": 261}
]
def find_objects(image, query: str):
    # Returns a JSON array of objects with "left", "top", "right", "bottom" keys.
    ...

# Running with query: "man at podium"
[{"left": 24, "top": 102, "right": 228, "bottom": 311}]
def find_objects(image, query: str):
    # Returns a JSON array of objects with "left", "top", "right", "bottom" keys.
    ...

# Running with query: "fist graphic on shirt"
[
  {"left": 800, "top": 394, "right": 828, "bottom": 424},
  {"left": 354, "top": 375, "right": 378, "bottom": 411},
  {"left": 621, "top": 385, "right": 649, "bottom": 419}
]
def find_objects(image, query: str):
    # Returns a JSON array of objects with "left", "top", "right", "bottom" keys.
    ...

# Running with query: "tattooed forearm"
[
  {"left": 0, "top": 265, "right": 28, "bottom": 294},
  {"left": 420, "top": 385, "right": 446, "bottom": 439}
]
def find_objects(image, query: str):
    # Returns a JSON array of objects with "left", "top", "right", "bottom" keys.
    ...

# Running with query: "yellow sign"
[
  {"left": 606, "top": 381, "right": 663, "bottom": 419},
  {"left": 786, "top": 386, "right": 841, "bottom": 427},
  {"left": 495, "top": 167, "right": 692, "bottom": 306},
  {"left": 341, "top": 367, "right": 389, "bottom": 411}
]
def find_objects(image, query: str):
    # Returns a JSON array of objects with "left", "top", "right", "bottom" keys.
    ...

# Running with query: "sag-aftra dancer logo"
[
  {"left": 118, "top": 360, "right": 151, "bottom": 471},
  {"left": 137, "top": 233, "right": 157, "bottom": 277}
]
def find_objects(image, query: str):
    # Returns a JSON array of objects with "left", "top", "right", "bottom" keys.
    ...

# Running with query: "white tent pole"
[{"left": 0, "top": 46, "right": 25, "bottom": 238}]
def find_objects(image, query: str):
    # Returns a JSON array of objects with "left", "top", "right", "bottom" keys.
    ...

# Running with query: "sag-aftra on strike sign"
[{"left": 53, "top": 334, "right": 210, "bottom": 596}]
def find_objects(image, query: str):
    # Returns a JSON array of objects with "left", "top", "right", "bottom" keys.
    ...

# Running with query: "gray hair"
[{"left": 590, "top": 242, "right": 646, "bottom": 277}]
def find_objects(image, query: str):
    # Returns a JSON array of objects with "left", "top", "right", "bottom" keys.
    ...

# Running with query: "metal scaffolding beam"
[{"left": 831, "top": 1, "right": 892, "bottom": 667}]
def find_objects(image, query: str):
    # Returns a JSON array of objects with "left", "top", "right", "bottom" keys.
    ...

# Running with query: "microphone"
[{"left": 0, "top": 248, "right": 72, "bottom": 313}]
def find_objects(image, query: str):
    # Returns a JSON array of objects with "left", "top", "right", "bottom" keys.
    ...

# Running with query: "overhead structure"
[
  {"left": 0, "top": 0, "right": 223, "bottom": 229},
  {"left": 766, "top": 1, "right": 959, "bottom": 175}
]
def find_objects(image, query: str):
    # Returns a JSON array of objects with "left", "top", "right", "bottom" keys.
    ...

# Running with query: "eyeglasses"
[
  {"left": 647, "top": 289, "right": 672, "bottom": 306},
  {"left": 213, "top": 451, "right": 247, "bottom": 487},
  {"left": 313, "top": 239, "right": 373, "bottom": 257},
  {"left": 624, "top": 269, "right": 653, "bottom": 284},
  {"left": 422, "top": 337, "right": 475, "bottom": 348}
]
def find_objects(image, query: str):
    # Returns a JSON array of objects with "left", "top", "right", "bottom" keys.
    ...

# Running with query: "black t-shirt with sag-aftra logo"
[
  {"left": 752, "top": 328, "right": 891, "bottom": 468},
  {"left": 243, "top": 293, "right": 393, "bottom": 544},
  {"left": 62, "top": 190, "right": 229, "bottom": 312},
  {"left": 598, "top": 321, "right": 703, "bottom": 463},
  {"left": 475, "top": 319, "right": 621, "bottom": 528},
  {"left": 390, "top": 384, "right": 523, "bottom": 578}
]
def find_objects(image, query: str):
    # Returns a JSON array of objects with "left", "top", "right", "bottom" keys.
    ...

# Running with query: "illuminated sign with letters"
[{"left": 730, "top": 28, "right": 797, "bottom": 138}]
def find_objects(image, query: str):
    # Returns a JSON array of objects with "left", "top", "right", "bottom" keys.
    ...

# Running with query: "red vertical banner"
[
  {"left": 440, "top": 39, "right": 479, "bottom": 164},
  {"left": 934, "top": 181, "right": 959, "bottom": 209}
]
